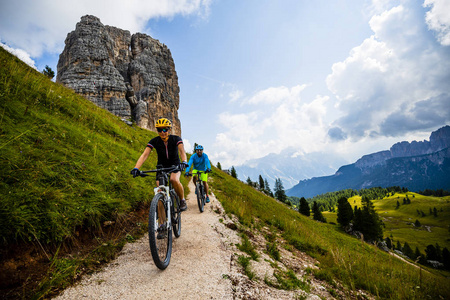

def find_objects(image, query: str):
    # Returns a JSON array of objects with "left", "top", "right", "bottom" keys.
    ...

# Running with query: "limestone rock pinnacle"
[{"left": 57, "top": 15, "right": 181, "bottom": 135}]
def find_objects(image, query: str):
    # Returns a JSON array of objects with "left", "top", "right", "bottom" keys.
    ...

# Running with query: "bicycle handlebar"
[{"left": 140, "top": 165, "right": 181, "bottom": 177}]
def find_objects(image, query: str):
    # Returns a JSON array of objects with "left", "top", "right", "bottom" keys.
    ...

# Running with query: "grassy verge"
[{"left": 210, "top": 169, "right": 450, "bottom": 299}]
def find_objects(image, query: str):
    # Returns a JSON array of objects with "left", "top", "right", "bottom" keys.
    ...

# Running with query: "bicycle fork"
[{"left": 153, "top": 186, "right": 172, "bottom": 230}]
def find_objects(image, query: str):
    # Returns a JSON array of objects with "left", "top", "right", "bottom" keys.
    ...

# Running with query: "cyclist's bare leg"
[
  {"left": 170, "top": 171, "right": 184, "bottom": 200},
  {"left": 204, "top": 181, "right": 209, "bottom": 196}
]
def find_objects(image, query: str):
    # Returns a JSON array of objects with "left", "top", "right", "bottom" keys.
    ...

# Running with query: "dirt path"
[{"left": 55, "top": 180, "right": 238, "bottom": 299}]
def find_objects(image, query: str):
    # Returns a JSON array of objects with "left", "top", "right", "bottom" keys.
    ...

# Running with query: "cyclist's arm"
[
  {"left": 134, "top": 147, "right": 152, "bottom": 169},
  {"left": 204, "top": 153, "right": 212, "bottom": 170},
  {"left": 186, "top": 154, "right": 195, "bottom": 172},
  {"left": 178, "top": 143, "right": 187, "bottom": 163}
]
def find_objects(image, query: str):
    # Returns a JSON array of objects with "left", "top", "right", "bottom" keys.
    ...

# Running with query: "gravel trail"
[{"left": 55, "top": 180, "right": 236, "bottom": 299}]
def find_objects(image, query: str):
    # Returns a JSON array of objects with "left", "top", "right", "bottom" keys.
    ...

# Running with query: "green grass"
[
  {"left": 325, "top": 193, "right": 450, "bottom": 253},
  {"left": 0, "top": 48, "right": 190, "bottom": 297},
  {"left": 210, "top": 170, "right": 450, "bottom": 299},
  {"left": 0, "top": 47, "right": 190, "bottom": 247}
]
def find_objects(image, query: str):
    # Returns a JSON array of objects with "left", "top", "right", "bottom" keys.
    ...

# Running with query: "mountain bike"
[
  {"left": 139, "top": 165, "right": 182, "bottom": 269},
  {"left": 187, "top": 170, "right": 209, "bottom": 213}
]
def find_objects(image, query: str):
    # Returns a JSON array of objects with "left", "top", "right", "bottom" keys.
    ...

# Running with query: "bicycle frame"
[
  {"left": 187, "top": 170, "right": 208, "bottom": 212},
  {"left": 141, "top": 165, "right": 179, "bottom": 230}
]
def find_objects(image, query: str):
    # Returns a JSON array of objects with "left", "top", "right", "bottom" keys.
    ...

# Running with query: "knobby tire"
[
  {"left": 170, "top": 190, "right": 182, "bottom": 238},
  {"left": 196, "top": 182, "right": 204, "bottom": 213},
  {"left": 148, "top": 193, "right": 172, "bottom": 270}
]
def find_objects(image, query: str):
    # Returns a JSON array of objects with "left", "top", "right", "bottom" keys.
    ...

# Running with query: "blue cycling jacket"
[{"left": 187, "top": 153, "right": 211, "bottom": 171}]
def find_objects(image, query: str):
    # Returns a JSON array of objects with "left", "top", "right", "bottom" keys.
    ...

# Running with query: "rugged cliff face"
[
  {"left": 355, "top": 125, "right": 450, "bottom": 171},
  {"left": 57, "top": 15, "right": 181, "bottom": 135}
]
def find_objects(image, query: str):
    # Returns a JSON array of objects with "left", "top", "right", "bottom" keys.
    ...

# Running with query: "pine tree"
[
  {"left": 396, "top": 240, "right": 402, "bottom": 251},
  {"left": 403, "top": 242, "right": 413, "bottom": 259},
  {"left": 274, "top": 178, "right": 287, "bottom": 203},
  {"left": 264, "top": 179, "right": 271, "bottom": 195},
  {"left": 312, "top": 201, "right": 326, "bottom": 223},
  {"left": 230, "top": 166, "right": 237, "bottom": 179},
  {"left": 358, "top": 196, "right": 383, "bottom": 241},
  {"left": 337, "top": 197, "right": 353, "bottom": 227},
  {"left": 414, "top": 219, "right": 421, "bottom": 227},
  {"left": 299, "top": 197, "right": 310, "bottom": 216},
  {"left": 258, "top": 175, "right": 265, "bottom": 191},
  {"left": 246, "top": 177, "right": 253, "bottom": 186},
  {"left": 353, "top": 206, "right": 363, "bottom": 232},
  {"left": 217, "top": 162, "right": 222, "bottom": 170},
  {"left": 42, "top": 65, "right": 55, "bottom": 79},
  {"left": 425, "top": 244, "right": 438, "bottom": 261},
  {"left": 385, "top": 237, "right": 392, "bottom": 249}
]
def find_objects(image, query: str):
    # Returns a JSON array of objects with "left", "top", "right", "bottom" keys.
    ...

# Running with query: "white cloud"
[
  {"left": 326, "top": 0, "right": 450, "bottom": 139},
  {"left": 246, "top": 85, "right": 307, "bottom": 105},
  {"left": 0, "top": 42, "right": 37, "bottom": 70},
  {"left": 424, "top": 0, "right": 450, "bottom": 45},
  {"left": 229, "top": 89, "right": 243, "bottom": 103},
  {"left": 0, "top": 0, "right": 211, "bottom": 57},
  {"left": 211, "top": 86, "right": 330, "bottom": 167}
]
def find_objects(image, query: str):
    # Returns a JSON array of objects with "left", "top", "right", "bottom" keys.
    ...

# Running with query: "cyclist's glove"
[
  {"left": 130, "top": 168, "right": 141, "bottom": 178},
  {"left": 185, "top": 172, "right": 190, "bottom": 176},
  {"left": 206, "top": 168, "right": 212, "bottom": 173},
  {"left": 179, "top": 161, "right": 189, "bottom": 171}
]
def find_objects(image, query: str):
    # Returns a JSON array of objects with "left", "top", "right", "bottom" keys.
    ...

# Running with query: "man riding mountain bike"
[
  {"left": 131, "top": 118, "right": 189, "bottom": 211},
  {"left": 185, "top": 145, "right": 212, "bottom": 203}
]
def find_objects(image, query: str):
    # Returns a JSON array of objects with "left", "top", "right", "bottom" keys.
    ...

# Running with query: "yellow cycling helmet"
[{"left": 155, "top": 118, "right": 172, "bottom": 128}]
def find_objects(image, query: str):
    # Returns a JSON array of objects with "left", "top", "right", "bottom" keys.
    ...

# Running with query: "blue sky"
[{"left": 1, "top": 0, "right": 450, "bottom": 170}]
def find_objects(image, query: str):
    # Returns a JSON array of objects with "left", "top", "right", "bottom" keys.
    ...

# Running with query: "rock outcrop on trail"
[{"left": 57, "top": 15, "right": 181, "bottom": 135}]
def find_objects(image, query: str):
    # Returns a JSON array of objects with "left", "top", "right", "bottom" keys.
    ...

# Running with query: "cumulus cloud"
[
  {"left": 246, "top": 85, "right": 307, "bottom": 105},
  {"left": 0, "top": 42, "right": 37, "bottom": 70},
  {"left": 212, "top": 85, "right": 330, "bottom": 167},
  {"left": 424, "top": 0, "right": 450, "bottom": 45},
  {"left": 326, "top": 0, "right": 450, "bottom": 140},
  {"left": 0, "top": 0, "right": 211, "bottom": 57}
]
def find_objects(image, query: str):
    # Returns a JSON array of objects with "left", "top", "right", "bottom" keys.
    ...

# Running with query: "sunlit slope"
[
  {"left": 210, "top": 170, "right": 450, "bottom": 299},
  {"left": 0, "top": 47, "right": 161, "bottom": 245}
]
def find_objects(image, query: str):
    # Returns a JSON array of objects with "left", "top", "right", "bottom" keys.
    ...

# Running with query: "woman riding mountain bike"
[
  {"left": 131, "top": 118, "right": 189, "bottom": 211},
  {"left": 185, "top": 145, "right": 212, "bottom": 203}
]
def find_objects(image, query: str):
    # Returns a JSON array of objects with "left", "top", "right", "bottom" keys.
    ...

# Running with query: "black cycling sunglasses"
[{"left": 157, "top": 127, "right": 169, "bottom": 133}]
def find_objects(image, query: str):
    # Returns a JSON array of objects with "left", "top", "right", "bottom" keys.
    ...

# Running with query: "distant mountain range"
[
  {"left": 235, "top": 148, "right": 347, "bottom": 189},
  {"left": 287, "top": 125, "right": 450, "bottom": 198}
]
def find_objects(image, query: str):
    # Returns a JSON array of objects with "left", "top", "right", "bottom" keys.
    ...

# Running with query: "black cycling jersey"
[{"left": 147, "top": 135, "right": 183, "bottom": 168}]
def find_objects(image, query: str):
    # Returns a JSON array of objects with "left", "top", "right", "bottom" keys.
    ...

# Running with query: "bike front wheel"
[
  {"left": 170, "top": 190, "right": 182, "bottom": 238},
  {"left": 148, "top": 193, "right": 172, "bottom": 270},
  {"left": 196, "top": 183, "right": 204, "bottom": 213}
]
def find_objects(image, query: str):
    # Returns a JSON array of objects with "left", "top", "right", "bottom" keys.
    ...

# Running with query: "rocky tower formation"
[{"left": 57, "top": 15, "right": 181, "bottom": 135}]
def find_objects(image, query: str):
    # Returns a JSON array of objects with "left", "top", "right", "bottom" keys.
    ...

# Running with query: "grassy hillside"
[
  {"left": 211, "top": 171, "right": 450, "bottom": 299},
  {"left": 0, "top": 47, "right": 170, "bottom": 246},
  {"left": 0, "top": 47, "right": 189, "bottom": 297},
  {"left": 349, "top": 193, "right": 449, "bottom": 251}
]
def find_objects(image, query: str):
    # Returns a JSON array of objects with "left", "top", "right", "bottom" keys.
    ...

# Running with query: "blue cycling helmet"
[{"left": 195, "top": 145, "right": 204, "bottom": 150}]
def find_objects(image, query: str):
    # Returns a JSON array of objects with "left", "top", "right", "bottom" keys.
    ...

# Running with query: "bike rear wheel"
[
  {"left": 170, "top": 190, "right": 182, "bottom": 238},
  {"left": 148, "top": 193, "right": 172, "bottom": 270},
  {"left": 196, "top": 183, "right": 204, "bottom": 213}
]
